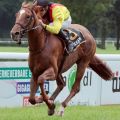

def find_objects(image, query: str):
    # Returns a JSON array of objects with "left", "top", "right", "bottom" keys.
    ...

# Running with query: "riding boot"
[{"left": 58, "top": 29, "right": 74, "bottom": 53}]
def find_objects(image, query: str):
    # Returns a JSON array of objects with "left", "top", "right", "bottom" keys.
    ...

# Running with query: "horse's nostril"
[{"left": 15, "top": 32, "right": 20, "bottom": 35}]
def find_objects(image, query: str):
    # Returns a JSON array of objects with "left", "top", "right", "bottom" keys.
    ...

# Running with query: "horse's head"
[{"left": 10, "top": 2, "right": 42, "bottom": 44}]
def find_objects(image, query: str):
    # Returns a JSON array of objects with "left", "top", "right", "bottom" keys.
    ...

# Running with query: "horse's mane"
[{"left": 22, "top": 1, "right": 33, "bottom": 9}]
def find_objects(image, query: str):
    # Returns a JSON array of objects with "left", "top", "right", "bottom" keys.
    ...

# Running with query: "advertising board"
[{"left": 0, "top": 54, "right": 120, "bottom": 107}]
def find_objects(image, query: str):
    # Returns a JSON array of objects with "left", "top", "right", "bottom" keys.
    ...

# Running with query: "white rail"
[
  {"left": 0, "top": 52, "right": 120, "bottom": 61},
  {"left": 0, "top": 52, "right": 28, "bottom": 60}
]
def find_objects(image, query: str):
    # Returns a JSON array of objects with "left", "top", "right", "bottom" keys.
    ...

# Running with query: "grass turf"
[{"left": 0, "top": 105, "right": 120, "bottom": 120}]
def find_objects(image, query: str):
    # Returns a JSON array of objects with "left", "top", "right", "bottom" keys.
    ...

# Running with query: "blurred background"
[{"left": 0, "top": 0, "right": 120, "bottom": 53}]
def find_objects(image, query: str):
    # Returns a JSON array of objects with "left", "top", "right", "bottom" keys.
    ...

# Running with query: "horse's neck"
[{"left": 28, "top": 28, "right": 46, "bottom": 52}]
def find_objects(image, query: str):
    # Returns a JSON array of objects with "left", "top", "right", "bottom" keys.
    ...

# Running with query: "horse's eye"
[{"left": 26, "top": 16, "right": 30, "bottom": 19}]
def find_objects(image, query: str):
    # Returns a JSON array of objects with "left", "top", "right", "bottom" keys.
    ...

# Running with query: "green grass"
[
  {"left": 0, "top": 105, "right": 120, "bottom": 120},
  {"left": 0, "top": 43, "right": 119, "bottom": 54},
  {"left": 0, "top": 46, "right": 28, "bottom": 53},
  {"left": 96, "top": 43, "right": 120, "bottom": 54}
]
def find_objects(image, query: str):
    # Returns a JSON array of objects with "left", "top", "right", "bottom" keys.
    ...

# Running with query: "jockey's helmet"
[{"left": 37, "top": 0, "right": 49, "bottom": 7}]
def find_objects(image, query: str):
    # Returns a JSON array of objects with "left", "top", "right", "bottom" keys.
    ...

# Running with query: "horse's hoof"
[
  {"left": 56, "top": 105, "right": 65, "bottom": 116},
  {"left": 29, "top": 99, "right": 36, "bottom": 105},
  {"left": 48, "top": 103, "right": 56, "bottom": 116}
]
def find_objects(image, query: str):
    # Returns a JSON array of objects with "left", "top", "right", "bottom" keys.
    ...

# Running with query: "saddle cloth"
[{"left": 62, "top": 28, "right": 85, "bottom": 49}]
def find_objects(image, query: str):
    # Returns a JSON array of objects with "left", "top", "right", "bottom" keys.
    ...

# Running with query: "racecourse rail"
[{"left": 0, "top": 52, "right": 120, "bottom": 61}]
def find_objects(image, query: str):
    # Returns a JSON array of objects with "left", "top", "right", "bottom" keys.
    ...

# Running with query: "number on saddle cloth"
[{"left": 62, "top": 28, "right": 85, "bottom": 49}]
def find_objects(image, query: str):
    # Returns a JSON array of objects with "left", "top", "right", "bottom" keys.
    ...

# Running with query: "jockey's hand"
[{"left": 39, "top": 19, "right": 47, "bottom": 29}]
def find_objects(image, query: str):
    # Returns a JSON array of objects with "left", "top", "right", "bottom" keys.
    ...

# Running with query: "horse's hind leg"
[
  {"left": 29, "top": 77, "right": 39, "bottom": 105},
  {"left": 49, "top": 74, "right": 66, "bottom": 101},
  {"left": 57, "top": 59, "right": 89, "bottom": 116}
]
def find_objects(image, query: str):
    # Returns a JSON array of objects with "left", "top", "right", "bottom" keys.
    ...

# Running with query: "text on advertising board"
[{"left": 0, "top": 67, "right": 31, "bottom": 79}]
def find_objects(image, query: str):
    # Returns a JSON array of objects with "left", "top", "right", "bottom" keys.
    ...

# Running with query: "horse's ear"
[
  {"left": 33, "top": 0, "right": 37, "bottom": 6},
  {"left": 22, "top": 1, "right": 27, "bottom": 7},
  {"left": 32, "top": 0, "right": 37, "bottom": 10}
]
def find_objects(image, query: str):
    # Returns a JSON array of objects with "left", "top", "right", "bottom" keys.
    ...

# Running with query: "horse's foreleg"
[
  {"left": 29, "top": 77, "right": 39, "bottom": 105},
  {"left": 38, "top": 67, "right": 56, "bottom": 116},
  {"left": 57, "top": 60, "right": 89, "bottom": 116},
  {"left": 49, "top": 74, "right": 65, "bottom": 101}
]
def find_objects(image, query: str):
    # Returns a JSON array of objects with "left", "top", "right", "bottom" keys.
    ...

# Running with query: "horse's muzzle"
[{"left": 10, "top": 31, "right": 22, "bottom": 45}]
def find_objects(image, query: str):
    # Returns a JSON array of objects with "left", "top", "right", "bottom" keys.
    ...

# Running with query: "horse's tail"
[{"left": 89, "top": 55, "right": 113, "bottom": 80}]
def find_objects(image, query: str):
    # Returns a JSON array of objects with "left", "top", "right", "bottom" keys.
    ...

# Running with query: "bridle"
[
  {"left": 14, "top": 6, "right": 47, "bottom": 53},
  {"left": 15, "top": 7, "right": 42, "bottom": 36}
]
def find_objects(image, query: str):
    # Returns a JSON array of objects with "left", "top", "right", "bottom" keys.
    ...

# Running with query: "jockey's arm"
[
  {"left": 45, "top": 7, "right": 64, "bottom": 34},
  {"left": 46, "top": 19, "right": 63, "bottom": 34}
]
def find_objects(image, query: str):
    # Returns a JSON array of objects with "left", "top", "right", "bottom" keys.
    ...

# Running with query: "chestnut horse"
[{"left": 11, "top": 2, "right": 113, "bottom": 116}]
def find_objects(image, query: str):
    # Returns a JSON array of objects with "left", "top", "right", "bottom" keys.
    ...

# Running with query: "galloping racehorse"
[{"left": 11, "top": 2, "right": 113, "bottom": 116}]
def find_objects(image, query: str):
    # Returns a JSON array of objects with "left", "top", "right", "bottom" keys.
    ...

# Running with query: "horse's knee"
[
  {"left": 38, "top": 76, "right": 44, "bottom": 84},
  {"left": 38, "top": 68, "right": 56, "bottom": 84}
]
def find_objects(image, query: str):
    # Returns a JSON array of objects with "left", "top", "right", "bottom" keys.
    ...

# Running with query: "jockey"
[{"left": 36, "top": 0, "right": 74, "bottom": 53}]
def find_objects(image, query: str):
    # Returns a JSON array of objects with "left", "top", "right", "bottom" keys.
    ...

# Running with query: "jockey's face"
[{"left": 39, "top": 6, "right": 48, "bottom": 17}]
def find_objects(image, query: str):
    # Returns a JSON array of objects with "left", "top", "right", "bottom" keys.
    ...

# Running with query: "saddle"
[{"left": 59, "top": 28, "right": 85, "bottom": 53}]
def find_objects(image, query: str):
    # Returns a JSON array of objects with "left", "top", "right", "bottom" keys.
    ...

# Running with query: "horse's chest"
[{"left": 29, "top": 54, "right": 50, "bottom": 75}]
